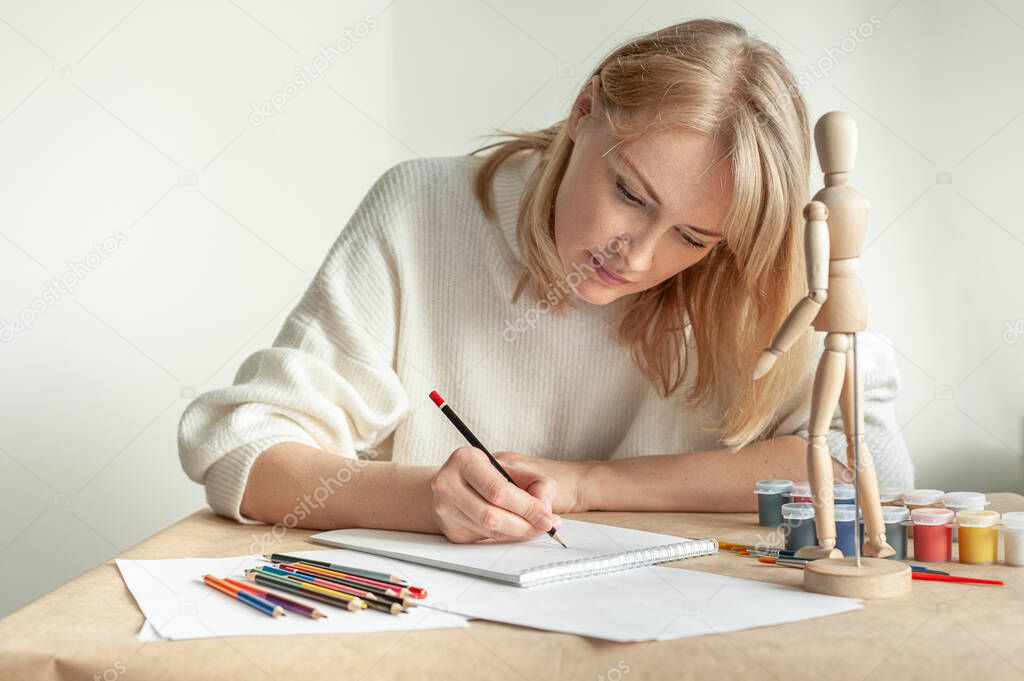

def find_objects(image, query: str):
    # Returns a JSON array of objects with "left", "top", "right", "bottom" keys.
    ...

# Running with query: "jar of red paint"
[
  {"left": 911, "top": 507, "right": 955, "bottom": 562},
  {"left": 787, "top": 481, "right": 813, "bottom": 504}
]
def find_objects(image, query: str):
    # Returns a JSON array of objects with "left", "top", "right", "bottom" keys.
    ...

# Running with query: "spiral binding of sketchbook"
[
  {"left": 310, "top": 520, "right": 719, "bottom": 587},
  {"left": 518, "top": 538, "right": 719, "bottom": 587}
]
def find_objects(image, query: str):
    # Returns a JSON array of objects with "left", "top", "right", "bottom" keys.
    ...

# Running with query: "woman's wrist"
[{"left": 573, "top": 459, "right": 609, "bottom": 513}]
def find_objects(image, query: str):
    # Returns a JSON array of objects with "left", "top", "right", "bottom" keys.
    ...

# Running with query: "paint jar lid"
[
  {"left": 834, "top": 505, "right": 857, "bottom": 522},
  {"left": 956, "top": 509, "right": 1000, "bottom": 527},
  {"left": 903, "top": 489, "right": 945, "bottom": 506},
  {"left": 879, "top": 487, "right": 906, "bottom": 503},
  {"left": 833, "top": 483, "right": 855, "bottom": 501},
  {"left": 910, "top": 507, "right": 954, "bottom": 525},
  {"left": 880, "top": 506, "right": 910, "bottom": 523},
  {"left": 1002, "top": 512, "right": 1024, "bottom": 530},
  {"left": 755, "top": 480, "right": 794, "bottom": 495},
  {"left": 787, "top": 482, "right": 812, "bottom": 498},
  {"left": 781, "top": 502, "right": 816, "bottom": 520},
  {"left": 943, "top": 491, "right": 988, "bottom": 510}
]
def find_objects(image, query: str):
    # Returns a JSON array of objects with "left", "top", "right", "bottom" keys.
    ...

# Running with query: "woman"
[{"left": 178, "top": 19, "right": 913, "bottom": 544}]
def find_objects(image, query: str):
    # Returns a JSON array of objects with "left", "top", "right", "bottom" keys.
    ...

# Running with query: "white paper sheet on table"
[
  {"left": 116, "top": 552, "right": 470, "bottom": 641},
  {"left": 438, "top": 563, "right": 863, "bottom": 641},
  {"left": 121, "top": 548, "right": 861, "bottom": 643}
]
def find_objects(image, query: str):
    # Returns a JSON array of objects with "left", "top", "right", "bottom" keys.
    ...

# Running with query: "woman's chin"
[{"left": 574, "top": 279, "right": 625, "bottom": 305}]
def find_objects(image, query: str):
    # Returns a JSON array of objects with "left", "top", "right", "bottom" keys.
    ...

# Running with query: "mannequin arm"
[{"left": 753, "top": 201, "right": 830, "bottom": 380}]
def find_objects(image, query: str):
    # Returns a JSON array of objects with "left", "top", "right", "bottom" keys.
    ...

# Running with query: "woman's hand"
[
  {"left": 492, "top": 451, "right": 595, "bottom": 514},
  {"left": 429, "top": 447, "right": 563, "bottom": 544}
]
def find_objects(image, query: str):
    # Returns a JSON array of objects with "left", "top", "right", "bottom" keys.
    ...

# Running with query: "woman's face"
[{"left": 554, "top": 79, "right": 733, "bottom": 306}]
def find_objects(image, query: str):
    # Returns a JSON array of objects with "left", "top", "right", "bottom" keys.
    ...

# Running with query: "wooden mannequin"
[{"left": 752, "top": 111, "right": 909, "bottom": 598}]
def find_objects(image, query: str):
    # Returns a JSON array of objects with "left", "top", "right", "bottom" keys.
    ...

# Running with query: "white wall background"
[{"left": 1, "top": 0, "right": 1022, "bottom": 618}]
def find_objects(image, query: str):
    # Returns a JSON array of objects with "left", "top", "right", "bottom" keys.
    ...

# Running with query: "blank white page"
[{"left": 310, "top": 519, "right": 717, "bottom": 586}]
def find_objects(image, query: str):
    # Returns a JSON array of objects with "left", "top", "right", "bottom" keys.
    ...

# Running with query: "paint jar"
[
  {"left": 955, "top": 510, "right": 1000, "bottom": 565},
  {"left": 833, "top": 483, "right": 856, "bottom": 505},
  {"left": 782, "top": 503, "right": 817, "bottom": 552},
  {"left": 879, "top": 487, "right": 906, "bottom": 507},
  {"left": 943, "top": 492, "right": 988, "bottom": 542},
  {"left": 787, "top": 482, "right": 813, "bottom": 504},
  {"left": 834, "top": 505, "right": 857, "bottom": 556},
  {"left": 911, "top": 507, "right": 954, "bottom": 562},
  {"left": 866, "top": 506, "right": 911, "bottom": 560},
  {"left": 903, "top": 489, "right": 945, "bottom": 539},
  {"left": 1002, "top": 512, "right": 1024, "bottom": 567},
  {"left": 755, "top": 480, "right": 794, "bottom": 527}
]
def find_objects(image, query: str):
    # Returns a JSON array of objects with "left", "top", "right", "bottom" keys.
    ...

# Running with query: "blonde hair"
[{"left": 471, "top": 19, "right": 817, "bottom": 450}]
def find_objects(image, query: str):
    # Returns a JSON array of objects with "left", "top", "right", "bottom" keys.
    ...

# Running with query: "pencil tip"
[{"left": 551, "top": 531, "right": 567, "bottom": 548}]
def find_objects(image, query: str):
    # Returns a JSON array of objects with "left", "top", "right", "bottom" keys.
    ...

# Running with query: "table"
[{"left": 2, "top": 494, "right": 1023, "bottom": 681}]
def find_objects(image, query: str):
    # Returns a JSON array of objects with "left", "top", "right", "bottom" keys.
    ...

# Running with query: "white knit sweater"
[{"left": 177, "top": 149, "right": 915, "bottom": 524}]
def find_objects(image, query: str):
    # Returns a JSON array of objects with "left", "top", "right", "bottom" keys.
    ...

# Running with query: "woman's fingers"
[
  {"left": 505, "top": 462, "right": 557, "bottom": 514},
  {"left": 430, "top": 447, "right": 562, "bottom": 543},
  {"left": 457, "top": 449, "right": 558, "bottom": 532},
  {"left": 452, "top": 475, "right": 549, "bottom": 539},
  {"left": 443, "top": 504, "right": 524, "bottom": 544}
]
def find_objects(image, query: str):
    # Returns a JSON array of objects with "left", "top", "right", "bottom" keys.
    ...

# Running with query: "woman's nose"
[{"left": 614, "top": 229, "right": 657, "bottom": 273}]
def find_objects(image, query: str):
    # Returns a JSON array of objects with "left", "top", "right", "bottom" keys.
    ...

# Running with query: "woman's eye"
[
  {"left": 675, "top": 227, "right": 707, "bottom": 249},
  {"left": 615, "top": 180, "right": 644, "bottom": 207}
]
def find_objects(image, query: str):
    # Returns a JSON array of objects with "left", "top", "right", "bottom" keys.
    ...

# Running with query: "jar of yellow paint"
[{"left": 956, "top": 510, "right": 1000, "bottom": 565}]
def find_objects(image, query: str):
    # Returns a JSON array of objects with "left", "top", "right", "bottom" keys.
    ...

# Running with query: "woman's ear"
[{"left": 567, "top": 75, "right": 601, "bottom": 142}]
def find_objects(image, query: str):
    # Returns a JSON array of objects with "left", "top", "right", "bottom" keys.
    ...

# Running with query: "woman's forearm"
[
  {"left": 239, "top": 441, "right": 440, "bottom": 532},
  {"left": 580, "top": 435, "right": 848, "bottom": 513}
]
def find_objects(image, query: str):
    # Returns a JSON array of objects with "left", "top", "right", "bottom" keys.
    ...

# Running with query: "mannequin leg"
[
  {"left": 794, "top": 332, "right": 847, "bottom": 560},
  {"left": 839, "top": 334, "right": 896, "bottom": 558}
]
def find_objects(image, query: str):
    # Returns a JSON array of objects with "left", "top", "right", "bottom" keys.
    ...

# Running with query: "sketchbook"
[{"left": 310, "top": 519, "right": 718, "bottom": 587}]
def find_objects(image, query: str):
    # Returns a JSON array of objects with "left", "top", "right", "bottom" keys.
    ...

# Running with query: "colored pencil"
[
  {"left": 429, "top": 389, "right": 567, "bottom": 548},
  {"left": 223, "top": 577, "right": 327, "bottom": 619},
  {"left": 202, "top": 574, "right": 284, "bottom": 618},
  {"left": 250, "top": 567, "right": 406, "bottom": 614},
  {"left": 245, "top": 570, "right": 364, "bottom": 611},
  {"left": 264, "top": 553, "right": 408, "bottom": 586},
  {"left": 258, "top": 567, "right": 406, "bottom": 614},
  {"left": 286, "top": 561, "right": 425, "bottom": 598},
  {"left": 273, "top": 565, "right": 416, "bottom": 608},
  {"left": 911, "top": 572, "right": 1004, "bottom": 586}
]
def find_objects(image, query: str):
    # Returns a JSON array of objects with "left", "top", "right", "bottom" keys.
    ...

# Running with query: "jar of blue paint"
[
  {"left": 833, "top": 483, "right": 856, "bottom": 505},
  {"left": 834, "top": 505, "right": 858, "bottom": 556}
]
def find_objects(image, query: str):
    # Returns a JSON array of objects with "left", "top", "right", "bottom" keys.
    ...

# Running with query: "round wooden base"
[{"left": 803, "top": 557, "right": 911, "bottom": 599}]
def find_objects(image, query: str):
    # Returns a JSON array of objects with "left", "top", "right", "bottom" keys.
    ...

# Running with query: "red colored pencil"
[{"left": 912, "top": 572, "right": 1003, "bottom": 586}]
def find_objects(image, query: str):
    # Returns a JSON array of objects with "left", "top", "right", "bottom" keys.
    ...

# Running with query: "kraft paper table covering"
[{"left": 1, "top": 494, "right": 1023, "bottom": 681}]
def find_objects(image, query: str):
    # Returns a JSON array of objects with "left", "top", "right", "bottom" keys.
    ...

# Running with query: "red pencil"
[{"left": 912, "top": 572, "right": 1003, "bottom": 586}]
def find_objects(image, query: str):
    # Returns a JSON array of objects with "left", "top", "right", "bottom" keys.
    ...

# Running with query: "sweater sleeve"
[
  {"left": 177, "top": 163, "right": 412, "bottom": 524},
  {"left": 773, "top": 331, "right": 915, "bottom": 491}
]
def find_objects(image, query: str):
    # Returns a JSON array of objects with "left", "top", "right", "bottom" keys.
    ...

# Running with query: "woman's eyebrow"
[{"left": 611, "top": 149, "right": 724, "bottom": 239}]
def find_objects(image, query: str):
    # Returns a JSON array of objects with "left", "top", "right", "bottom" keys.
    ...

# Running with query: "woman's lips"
[{"left": 588, "top": 251, "right": 631, "bottom": 286}]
